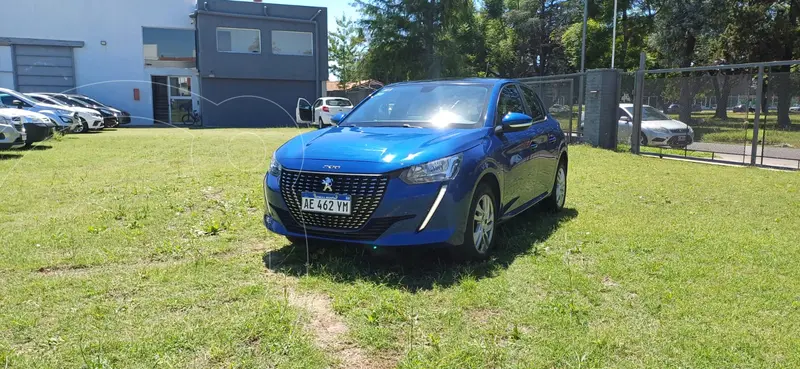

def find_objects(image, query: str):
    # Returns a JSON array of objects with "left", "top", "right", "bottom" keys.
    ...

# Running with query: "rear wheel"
[
  {"left": 640, "top": 132, "right": 648, "bottom": 146},
  {"left": 318, "top": 117, "right": 325, "bottom": 129},
  {"left": 452, "top": 183, "right": 497, "bottom": 261},
  {"left": 543, "top": 158, "right": 567, "bottom": 212}
]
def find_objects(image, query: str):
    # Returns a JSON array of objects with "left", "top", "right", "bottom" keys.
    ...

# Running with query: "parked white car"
[
  {"left": 0, "top": 113, "right": 26, "bottom": 150},
  {"left": 579, "top": 104, "right": 695, "bottom": 147},
  {"left": 27, "top": 93, "right": 104, "bottom": 132},
  {"left": 295, "top": 97, "right": 354, "bottom": 128},
  {"left": 0, "top": 88, "right": 80, "bottom": 132},
  {"left": 0, "top": 109, "right": 56, "bottom": 147}
]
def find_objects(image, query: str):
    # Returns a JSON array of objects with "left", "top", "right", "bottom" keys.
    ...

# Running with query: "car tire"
[
  {"left": 640, "top": 132, "right": 648, "bottom": 146},
  {"left": 453, "top": 183, "right": 497, "bottom": 261},
  {"left": 74, "top": 118, "right": 88, "bottom": 133},
  {"left": 318, "top": 117, "right": 325, "bottom": 129},
  {"left": 543, "top": 158, "right": 568, "bottom": 212}
]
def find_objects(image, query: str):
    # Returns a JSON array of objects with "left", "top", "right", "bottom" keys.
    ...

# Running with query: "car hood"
[
  {"left": 277, "top": 126, "right": 487, "bottom": 170},
  {"left": 642, "top": 119, "right": 690, "bottom": 130},
  {"left": 0, "top": 108, "right": 52, "bottom": 123}
]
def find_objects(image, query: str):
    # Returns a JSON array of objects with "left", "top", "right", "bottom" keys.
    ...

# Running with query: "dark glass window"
[
  {"left": 143, "top": 28, "right": 196, "bottom": 67},
  {"left": 520, "top": 85, "right": 546, "bottom": 121},
  {"left": 497, "top": 85, "right": 525, "bottom": 124}
]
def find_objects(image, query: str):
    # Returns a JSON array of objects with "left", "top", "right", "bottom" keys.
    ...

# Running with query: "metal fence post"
[
  {"left": 631, "top": 52, "right": 646, "bottom": 154},
  {"left": 568, "top": 80, "right": 574, "bottom": 144},
  {"left": 751, "top": 65, "right": 764, "bottom": 166}
]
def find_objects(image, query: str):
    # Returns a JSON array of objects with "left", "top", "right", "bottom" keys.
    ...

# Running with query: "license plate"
[
  {"left": 301, "top": 192, "right": 352, "bottom": 215},
  {"left": 677, "top": 135, "right": 687, "bottom": 141}
]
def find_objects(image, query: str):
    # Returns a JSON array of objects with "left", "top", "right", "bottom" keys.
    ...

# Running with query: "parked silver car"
[
  {"left": 0, "top": 113, "right": 27, "bottom": 150},
  {"left": 618, "top": 104, "right": 694, "bottom": 147}
]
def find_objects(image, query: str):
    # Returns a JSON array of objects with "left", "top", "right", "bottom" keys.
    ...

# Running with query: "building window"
[
  {"left": 217, "top": 27, "right": 261, "bottom": 54},
  {"left": 142, "top": 28, "right": 196, "bottom": 68},
  {"left": 271, "top": 31, "right": 313, "bottom": 56}
]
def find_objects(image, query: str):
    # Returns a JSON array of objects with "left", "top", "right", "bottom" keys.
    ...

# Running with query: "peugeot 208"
[{"left": 264, "top": 79, "right": 568, "bottom": 260}]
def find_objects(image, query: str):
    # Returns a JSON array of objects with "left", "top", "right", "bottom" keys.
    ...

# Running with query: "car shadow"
[
  {"left": 24, "top": 144, "right": 53, "bottom": 151},
  {"left": 264, "top": 207, "right": 578, "bottom": 292},
  {"left": 0, "top": 153, "right": 23, "bottom": 160}
]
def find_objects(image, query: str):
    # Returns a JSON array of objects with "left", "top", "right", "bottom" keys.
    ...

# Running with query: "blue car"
[{"left": 264, "top": 79, "right": 568, "bottom": 260}]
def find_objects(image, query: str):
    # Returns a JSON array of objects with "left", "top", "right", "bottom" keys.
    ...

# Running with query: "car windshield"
[
  {"left": 51, "top": 95, "right": 80, "bottom": 106},
  {"left": 0, "top": 90, "right": 39, "bottom": 107},
  {"left": 623, "top": 106, "right": 670, "bottom": 121},
  {"left": 326, "top": 99, "right": 352, "bottom": 107},
  {"left": 66, "top": 97, "right": 91, "bottom": 108},
  {"left": 31, "top": 95, "right": 66, "bottom": 106},
  {"left": 73, "top": 96, "right": 105, "bottom": 107},
  {"left": 342, "top": 84, "right": 488, "bottom": 128}
]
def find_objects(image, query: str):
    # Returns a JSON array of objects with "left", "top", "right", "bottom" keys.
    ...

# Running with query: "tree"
[{"left": 328, "top": 15, "right": 366, "bottom": 90}]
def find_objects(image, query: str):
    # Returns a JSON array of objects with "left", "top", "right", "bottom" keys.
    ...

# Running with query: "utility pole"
[{"left": 611, "top": 0, "right": 618, "bottom": 68}]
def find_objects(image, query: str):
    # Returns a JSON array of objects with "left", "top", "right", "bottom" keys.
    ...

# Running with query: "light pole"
[
  {"left": 576, "top": 0, "right": 589, "bottom": 144},
  {"left": 611, "top": 0, "right": 618, "bottom": 69}
]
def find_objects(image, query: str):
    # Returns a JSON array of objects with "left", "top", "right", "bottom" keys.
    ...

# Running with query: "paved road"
[
  {"left": 688, "top": 142, "right": 800, "bottom": 160},
  {"left": 686, "top": 142, "right": 800, "bottom": 169}
]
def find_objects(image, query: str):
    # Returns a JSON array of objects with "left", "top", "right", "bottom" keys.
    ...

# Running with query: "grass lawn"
[{"left": 1, "top": 128, "right": 799, "bottom": 368}]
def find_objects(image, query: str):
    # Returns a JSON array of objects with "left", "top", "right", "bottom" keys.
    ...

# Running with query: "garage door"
[{"left": 14, "top": 45, "right": 75, "bottom": 93}]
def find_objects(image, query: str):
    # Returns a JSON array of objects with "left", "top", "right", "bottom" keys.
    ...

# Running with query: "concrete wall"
[
  {"left": 0, "top": 0, "right": 197, "bottom": 124},
  {"left": 200, "top": 78, "right": 314, "bottom": 127}
]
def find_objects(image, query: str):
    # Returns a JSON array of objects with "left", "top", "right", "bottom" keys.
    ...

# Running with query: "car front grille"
[
  {"left": 670, "top": 128, "right": 689, "bottom": 133},
  {"left": 279, "top": 170, "right": 389, "bottom": 230}
]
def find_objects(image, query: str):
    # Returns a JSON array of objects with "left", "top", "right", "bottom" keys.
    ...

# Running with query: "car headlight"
[
  {"left": 687, "top": 126, "right": 694, "bottom": 134},
  {"left": 653, "top": 126, "right": 670, "bottom": 134},
  {"left": 269, "top": 155, "right": 282, "bottom": 177},
  {"left": 60, "top": 116, "right": 73, "bottom": 124},
  {"left": 100, "top": 109, "right": 112, "bottom": 115},
  {"left": 401, "top": 154, "right": 463, "bottom": 184},
  {"left": 56, "top": 109, "right": 71, "bottom": 115}
]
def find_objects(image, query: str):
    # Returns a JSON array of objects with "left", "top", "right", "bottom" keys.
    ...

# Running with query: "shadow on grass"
[
  {"left": 0, "top": 152, "right": 23, "bottom": 160},
  {"left": 23, "top": 144, "right": 53, "bottom": 151},
  {"left": 264, "top": 207, "right": 578, "bottom": 292}
]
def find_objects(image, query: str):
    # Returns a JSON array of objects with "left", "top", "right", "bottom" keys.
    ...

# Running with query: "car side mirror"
[
  {"left": 12, "top": 99, "right": 24, "bottom": 109},
  {"left": 330, "top": 112, "right": 347, "bottom": 124},
  {"left": 620, "top": 115, "right": 631, "bottom": 123},
  {"left": 497, "top": 112, "right": 533, "bottom": 133}
]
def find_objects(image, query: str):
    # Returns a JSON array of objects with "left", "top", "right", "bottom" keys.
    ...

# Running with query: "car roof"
[{"left": 386, "top": 78, "right": 515, "bottom": 88}]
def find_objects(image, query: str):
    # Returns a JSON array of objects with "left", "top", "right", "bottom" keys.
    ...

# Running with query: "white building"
[{"left": 0, "top": 0, "right": 327, "bottom": 127}]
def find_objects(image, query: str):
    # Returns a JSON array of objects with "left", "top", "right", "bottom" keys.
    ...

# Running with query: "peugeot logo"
[{"left": 321, "top": 177, "right": 334, "bottom": 192}]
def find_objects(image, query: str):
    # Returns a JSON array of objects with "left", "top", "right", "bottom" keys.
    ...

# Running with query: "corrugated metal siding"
[{"left": 14, "top": 45, "right": 75, "bottom": 93}]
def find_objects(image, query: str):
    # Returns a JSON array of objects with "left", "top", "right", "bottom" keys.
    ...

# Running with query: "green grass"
[{"left": 2, "top": 129, "right": 800, "bottom": 368}]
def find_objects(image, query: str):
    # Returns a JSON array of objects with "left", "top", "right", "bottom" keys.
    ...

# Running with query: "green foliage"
[{"left": 328, "top": 15, "right": 366, "bottom": 89}]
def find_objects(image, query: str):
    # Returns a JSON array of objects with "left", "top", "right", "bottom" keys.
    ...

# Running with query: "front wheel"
[
  {"left": 74, "top": 118, "right": 88, "bottom": 133},
  {"left": 452, "top": 183, "right": 497, "bottom": 261},
  {"left": 640, "top": 132, "right": 649, "bottom": 146},
  {"left": 543, "top": 158, "right": 567, "bottom": 212}
]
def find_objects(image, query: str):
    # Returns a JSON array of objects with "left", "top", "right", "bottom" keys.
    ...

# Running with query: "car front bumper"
[
  {"left": 24, "top": 123, "right": 54, "bottom": 144},
  {"left": 263, "top": 169, "right": 471, "bottom": 247},
  {"left": 645, "top": 130, "right": 694, "bottom": 147}
]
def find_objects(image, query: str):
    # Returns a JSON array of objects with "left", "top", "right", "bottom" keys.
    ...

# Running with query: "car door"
[
  {"left": 311, "top": 99, "right": 323, "bottom": 123},
  {"left": 296, "top": 98, "right": 313, "bottom": 125},
  {"left": 496, "top": 84, "right": 539, "bottom": 214},
  {"left": 618, "top": 107, "right": 633, "bottom": 144},
  {"left": 519, "top": 85, "right": 555, "bottom": 199}
]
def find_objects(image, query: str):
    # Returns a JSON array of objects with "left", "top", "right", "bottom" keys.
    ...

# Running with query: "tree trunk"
[
  {"left": 678, "top": 34, "right": 697, "bottom": 123},
  {"left": 712, "top": 72, "right": 730, "bottom": 120},
  {"left": 423, "top": 0, "right": 440, "bottom": 79}
]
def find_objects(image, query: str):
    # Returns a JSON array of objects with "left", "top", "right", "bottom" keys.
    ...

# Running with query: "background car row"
[{"left": 0, "top": 87, "right": 131, "bottom": 149}]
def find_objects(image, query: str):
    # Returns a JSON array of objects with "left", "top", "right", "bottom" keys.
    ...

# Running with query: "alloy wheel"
[
  {"left": 472, "top": 194, "right": 495, "bottom": 254},
  {"left": 555, "top": 166, "right": 566, "bottom": 208}
]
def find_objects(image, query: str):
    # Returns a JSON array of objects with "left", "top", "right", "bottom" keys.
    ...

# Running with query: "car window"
[
  {"left": 520, "top": 85, "right": 546, "bottom": 121},
  {"left": 496, "top": 85, "right": 525, "bottom": 124},
  {"left": 327, "top": 99, "right": 352, "bottom": 107},
  {"left": 313, "top": 99, "right": 322, "bottom": 108},
  {"left": 52, "top": 95, "right": 77, "bottom": 106},
  {"left": 0, "top": 93, "right": 32, "bottom": 107},
  {"left": 618, "top": 107, "right": 630, "bottom": 120}
]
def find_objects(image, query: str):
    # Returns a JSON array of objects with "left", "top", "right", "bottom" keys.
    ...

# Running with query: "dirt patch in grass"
[{"left": 265, "top": 269, "right": 398, "bottom": 369}]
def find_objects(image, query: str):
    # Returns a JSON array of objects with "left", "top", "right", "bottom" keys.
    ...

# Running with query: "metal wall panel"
[{"left": 14, "top": 45, "right": 75, "bottom": 93}]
